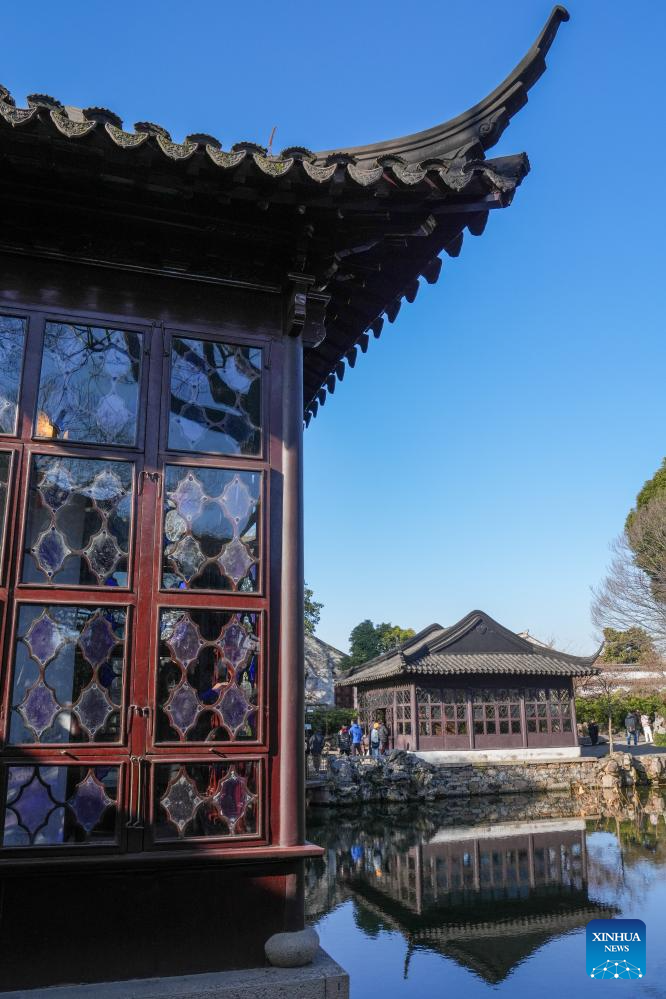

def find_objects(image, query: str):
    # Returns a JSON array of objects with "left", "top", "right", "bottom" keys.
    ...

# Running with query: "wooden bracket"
[{"left": 284, "top": 273, "right": 330, "bottom": 347}]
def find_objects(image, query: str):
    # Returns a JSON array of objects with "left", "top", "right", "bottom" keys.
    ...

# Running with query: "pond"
[{"left": 306, "top": 790, "right": 666, "bottom": 997}]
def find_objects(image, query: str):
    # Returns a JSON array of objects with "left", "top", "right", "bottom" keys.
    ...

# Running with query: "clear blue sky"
[{"left": 3, "top": 2, "right": 664, "bottom": 654}]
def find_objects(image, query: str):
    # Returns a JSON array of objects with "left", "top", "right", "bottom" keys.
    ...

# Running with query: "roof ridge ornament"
[{"left": 82, "top": 107, "right": 123, "bottom": 129}]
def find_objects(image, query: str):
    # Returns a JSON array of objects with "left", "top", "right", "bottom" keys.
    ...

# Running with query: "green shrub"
[
  {"left": 575, "top": 694, "right": 666, "bottom": 731},
  {"left": 305, "top": 706, "right": 355, "bottom": 737},
  {"left": 654, "top": 734, "right": 666, "bottom": 747}
]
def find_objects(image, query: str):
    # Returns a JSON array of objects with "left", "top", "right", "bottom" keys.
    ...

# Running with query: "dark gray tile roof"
[{"left": 336, "top": 609, "right": 600, "bottom": 686}]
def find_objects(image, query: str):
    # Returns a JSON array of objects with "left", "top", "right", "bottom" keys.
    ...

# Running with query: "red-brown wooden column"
[{"left": 278, "top": 329, "right": 305, "bottom": 847}]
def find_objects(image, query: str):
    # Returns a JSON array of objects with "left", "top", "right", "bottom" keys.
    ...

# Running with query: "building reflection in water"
[{"left": 306, "top": 799, "right": 617, "bottom": 984}]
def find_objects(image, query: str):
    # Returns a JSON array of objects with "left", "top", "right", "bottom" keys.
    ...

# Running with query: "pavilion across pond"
[{"left": 337, "top": 610, "right": 599, "bottom": 760}]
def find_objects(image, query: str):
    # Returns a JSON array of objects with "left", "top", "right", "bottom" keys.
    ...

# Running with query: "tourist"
[
  {"left": 378, "top": 720, "right": 389, "bottom": 756},
  {"left": 625, "top": 711, "right": 638, "bottom": 747},
  {"left": 588, "top": 720, "right": 599, "bottom": 746},
  {"left": 370, "top": 721, "right": 381, "bottom": 758},
  {"left": 337, "top": 725, "right": 351, "bottom": 756},
  {"left": 309, "top": 729, "right": 324, "bottom": 773},
  {"left": 640, "top": 712, "right": 654, "bottom": 744},
  {"left": 350, "top": 717, "right": 363, "bottom": 756}
]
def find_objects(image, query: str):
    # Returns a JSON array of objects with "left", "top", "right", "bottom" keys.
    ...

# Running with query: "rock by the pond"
[{"left": 265, "top": 927, "right": 320, "bottom": 968}]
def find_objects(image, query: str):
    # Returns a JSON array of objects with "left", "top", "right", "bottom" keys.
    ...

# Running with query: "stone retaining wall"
[{"left": 307, "top": 750, "right": 666, "bottom": 806}]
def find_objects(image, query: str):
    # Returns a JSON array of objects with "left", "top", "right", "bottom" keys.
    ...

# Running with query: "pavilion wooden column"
[{"left": 278, "top": 329, "right": 306, "bottom": 847}]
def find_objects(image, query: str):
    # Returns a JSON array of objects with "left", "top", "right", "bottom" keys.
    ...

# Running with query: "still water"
[{"left": 306, "top": 792, "right": 666, "bottom": 997}]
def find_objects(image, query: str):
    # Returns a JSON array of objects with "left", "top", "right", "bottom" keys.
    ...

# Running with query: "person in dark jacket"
[
  {"left": 308, "top": 730, "right": 324, "bottom": 773},
  {"left": 587, "top": 720, "right": 599, "bottom": 746},
  {"left": 337, "top": 726, "right": 351, "bottom": 756}
]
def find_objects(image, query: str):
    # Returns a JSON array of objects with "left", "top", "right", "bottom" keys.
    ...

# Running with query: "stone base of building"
[
  {"left": 415, "top": 746, "right": 582, "bottom": 765},
  {"left": 0, "top": 948, "right": 349, "bottom": 999}
]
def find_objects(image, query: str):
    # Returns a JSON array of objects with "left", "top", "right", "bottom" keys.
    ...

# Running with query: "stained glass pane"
[
  {"left": 162, "top": 466, "right": 260, "bottom": 591},
  {"left": 35, "top": 322, "right": 142, "bottom": 446},
  {"left": 0, "top": 451, "right": 11, "bottom": 563},
  {"left": 0, "top": 315, "right": 26, "bottom": 435},
  {"left": 157, "top": 608, "right": 260, "bottom": 743},
  {"left": 168, "top": 337, "right": 261, "bottom": 456},
  {"left": 9, "top": 605, "right": 126, "bottom": 744},
  {"left": 2, "top": 765, "right": 118, "bottom": 847},
  {"left": 154, "top": 761, "right": 258, "bottom": 839},
  {"left": 22, "top": 455, "right": 133, "bottom": 586}
]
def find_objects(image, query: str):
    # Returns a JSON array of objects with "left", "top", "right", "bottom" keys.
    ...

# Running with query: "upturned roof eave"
[{"left": 314, "top": 6, "right": 569, "bottom": 166}]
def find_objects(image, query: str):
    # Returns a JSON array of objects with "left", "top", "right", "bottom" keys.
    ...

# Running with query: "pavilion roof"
[
  {"left": 336, "top": 609, "right": 600, "bottom": 686},
  {"left": 0, "top": 8, "right": 568, "bottom": 419}
]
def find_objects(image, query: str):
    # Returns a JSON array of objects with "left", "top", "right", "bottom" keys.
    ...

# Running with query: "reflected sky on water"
[{"left": 306, "top": 791, "right": 666, "bottom": 997}]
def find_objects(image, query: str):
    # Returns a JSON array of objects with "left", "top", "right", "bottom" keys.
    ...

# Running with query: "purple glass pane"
[
  {"left": 74, "top": 683, "right": 114, "bottom": 737},
  {"left": 172, "top": 473, "right": 206, "bottom": 522},
  {"left": 24, "top": 612, "right": 63, "bottom": 665},
  {"left": 12, "top": 771, "right": 57, "bottom": 836},
  {"left": 79, "top": 614, "right": 117, "bottom": 667},
  {"left": 220, "top": 685, "right": 250, "bottom": 732},
  {"left": 34, "top": 527, "right": 70, "bottom": 577},
  {"left": 161, "top": 771, "right": 203, "bottom": 834},
  {"left": 223, "top": 623, "right": 250, "bottom": 667},
  {"left": 169, "top": 535, "right": 205, "bottom": 581},
  {"left": 167, "top": 683, "right": 200, "bottom": 735},
  {"left": 221, "top": 475, "right": 253, "bottom": 524},
  {"left": 84, "top": 531, "right": 122, "bottom": 582},
  {"left": 67, "top": 772, "right": 112, "bottom": 833},
  {"left": 84, "top": 468, "right": 126, "bottom": 507},
  {"left": 167, "top": 615, "right": 202, "bottom": 665},
  {"left": 214, "top": 771, "right": 249, "bottom": 827},
  {"left": 18, "top": 682, "right": 60, "bottom": 737},
  {"left": 218, "top": 538, "right": 253, "bottom": 585},
  {"left": 39, "top": 466, "right": 73, "bottom": 512}
]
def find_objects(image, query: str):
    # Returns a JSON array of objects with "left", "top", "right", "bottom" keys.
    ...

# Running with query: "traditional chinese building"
[
  {"left": 0, "top": 5, "right": 569, "bottom": 991},
  {"left": 337, "top": 610, "right": 599, "bottom": 759}
]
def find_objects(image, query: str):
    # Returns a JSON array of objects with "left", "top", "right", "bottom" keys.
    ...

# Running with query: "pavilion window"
[
  {"left": 395, "top": 688, "right": 412, "bottom": 736},
  {"left": 473, "top": 689, "right": 521, "bottom": 736},
  {"left": 0, "top": 315, "right": 27, "bottom": 436},
  {"left": 3, "top": 765, "right": 120, "bottom": 848},
  {"left": 525, "top": 687, "right": 572, "bottom": 735},
  {"left": 22, "top": 456, "right": 134, "bottom": 587},
  {"left": 167, "top": 336, "right": 262, "bottom": 456},
  {"left": 156, "top": 608, "right": 260, "bottom": 743},
  {"left": 0, "top": 450, "right": 12, "bottom": 566},
  {"left": 417, "top": 687, "right": 467, "bottom": 737},
  {"left": 161, "top": 466, "right": 261, "bottom": 591},
  {"left": 35, "top": 323, "right": 143, "bottom": 446},
  {"left": 153, "top": 760, "right": 259, "bottom": 840},
  {"left": 8, "top": 604, "right": 127, "bottom": 745}
]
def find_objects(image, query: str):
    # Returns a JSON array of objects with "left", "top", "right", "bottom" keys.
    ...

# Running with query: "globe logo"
[{"left": 586, "top": 919, "right": 646, "bottom": 981}]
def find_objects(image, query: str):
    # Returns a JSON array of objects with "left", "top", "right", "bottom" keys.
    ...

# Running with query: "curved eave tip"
[{"left": 538, "top": 6, "right": 570, "bottom": 54}]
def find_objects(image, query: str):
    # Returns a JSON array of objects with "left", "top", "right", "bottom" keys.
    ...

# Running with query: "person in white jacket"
[{"left": 640, "top": 713, "right": 654, "bottom": 744}]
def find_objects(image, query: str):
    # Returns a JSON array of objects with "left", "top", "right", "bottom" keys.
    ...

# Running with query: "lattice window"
[
  {"left": 35, "top": 322, "right": 143, "bottom": 446},
  {"left": 157, "top": 608, "right": 260, "bottom": 743},
  {"left": 525, "top": 687, "right": 572, "bottom": 734},
  {"left": 2, "top": 765, "right": 118, "bottom": 847},
  {"left": 9, "top": 605, "right": 127, "bottom": 744},
  {"left": 22, "top": 455, "right": 133, "bottom": 587},
  {"left": 395, "top": 687, "right": 412, "bottom": 736},
  {"left": 154, "top": 760, "right": 258, "bottom": 840},
  {"left": 168, "top": 337, "right": 262, "bottom": 456},
  {"left": 417, "top": 687, "right": 468, "bottom": 737},
  {"left": 162, "top": 466, "right": 261, "bottom": 591},
  {"left": 472, "top": 688, "right": 521, "bottom": 736},
  {"left": 0, "top": 315, "right": 26, "bottom": 436}
]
